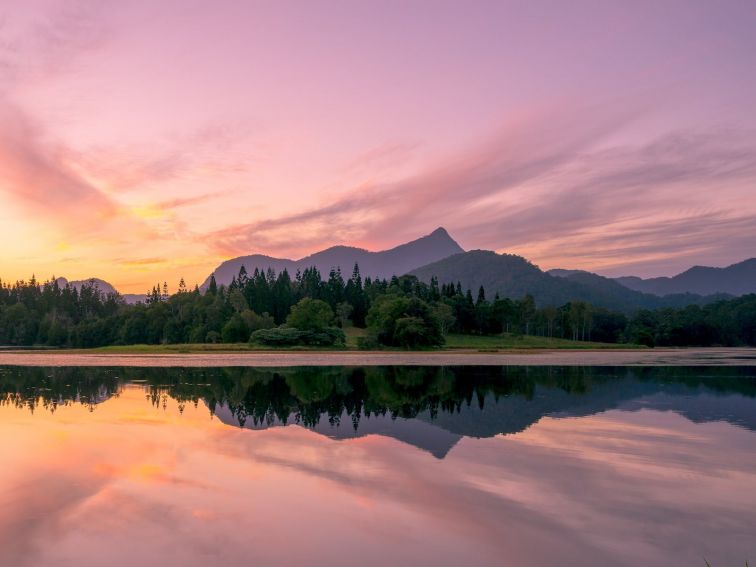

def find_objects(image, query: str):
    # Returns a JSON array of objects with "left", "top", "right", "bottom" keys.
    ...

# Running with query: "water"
[{"left": 0, "top": 365, "right": 754, "bottom": 567}]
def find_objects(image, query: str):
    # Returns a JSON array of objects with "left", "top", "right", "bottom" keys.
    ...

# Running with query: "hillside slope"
[
  {"left": 410, "top": 251, "right": 719, "bottom": 311},
  {"left": 202, "top": 227, "right": 464, "bottom": 288},
  {"left": 614, "top": 258, "right": 756, "bottom": 296}
]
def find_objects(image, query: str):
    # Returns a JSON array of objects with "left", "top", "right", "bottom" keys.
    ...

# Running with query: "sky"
[{"left": 1, "top": 0, "right": 755, "bottom": 293}]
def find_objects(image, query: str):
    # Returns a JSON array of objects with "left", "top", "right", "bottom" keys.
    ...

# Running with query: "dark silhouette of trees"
[{"left": 1, "top": 269, "right": 755, "bottom": 348}]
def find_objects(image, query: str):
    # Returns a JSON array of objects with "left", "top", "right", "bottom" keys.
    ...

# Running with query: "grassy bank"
[
  {"left": 443, "top": 333, "right": 641, "bottom": 350},
  {"left": 45, "top": 329, "right": 638, "bottom": 354}
]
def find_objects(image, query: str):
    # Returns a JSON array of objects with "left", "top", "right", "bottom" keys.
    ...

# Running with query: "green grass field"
[
  {"left": 69, "top": 329, "right": 635, "bottom": 354},
  {"left": 80, "top": 343, "right": 346, "bottom": 354},
  {"left": 443, "top": 333, "right": 641, "bottom": 350}
]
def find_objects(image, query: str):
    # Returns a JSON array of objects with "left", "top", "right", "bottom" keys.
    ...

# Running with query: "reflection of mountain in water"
[
  {"left": 1, "top": 365, "right": 755, "bottom": 458},
  {"left": 619, "top": 390, "right": 756, "bottom": 430},
  {"left": 416, "top": 377, "right": 756, "bottom": 440},
  {"left": 212, "top": 404, "right": 463, "bottom": 458}
]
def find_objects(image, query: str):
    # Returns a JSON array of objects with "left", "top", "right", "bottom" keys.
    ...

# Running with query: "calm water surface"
[{"left": 1, "top": 365, "right": 755, "bottom": 567}]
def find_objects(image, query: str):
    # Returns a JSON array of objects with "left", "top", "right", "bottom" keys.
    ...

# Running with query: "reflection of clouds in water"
[
  {"left": 0, "top": 472, "right": 110, "bottom": 567},
  {"left": 209, "top": 425, "right": 613, "bottom": 565},
  {"left": 0, "top": 385, "right": 755, "bottom": 566},
  {"left": 207, "top": 410, "right": 756, "bottom": 566},
  {"left": 481, "top": 412, "right": 756, "bottom": 563}
]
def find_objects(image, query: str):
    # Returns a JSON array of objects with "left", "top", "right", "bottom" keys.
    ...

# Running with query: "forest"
[{"left": 0, "top": 263, "right": 754, "bottom": 348}]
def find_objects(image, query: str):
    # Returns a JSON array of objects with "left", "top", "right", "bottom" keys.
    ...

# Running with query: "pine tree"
[
  {"left": 238, "top": 265, "right": 249, "bottom": 287},
  {"left": 476, "top": 285, "right": 486, "bottom": 305}
]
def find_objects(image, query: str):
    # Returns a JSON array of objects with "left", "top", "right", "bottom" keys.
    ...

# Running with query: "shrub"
[
  {"left": 205, "top": 330, "right": 221, "bottom": 344},
  {"left": 249, "top": 326, "right": 345, "bottom": 347},
  {"left": 221, "top": 313, "right": 250, "bottom": 343},
  {"left": 286, "top": 298, "right": 333, "bottom": 331},
  {"left": 365, "top": 295, "right": 443, "bottom": 348},
  {"left": 241, "top": 309, "right": 276, "bottom": 332},
  {"left": 249, "top": 327, "right": 303, "bottom": 346},
  {"left": 300, "top": 327, "right": 345, "bottom": 346}
]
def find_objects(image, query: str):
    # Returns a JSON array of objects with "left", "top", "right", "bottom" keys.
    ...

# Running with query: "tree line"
[{"left": 0, "top": 264, "right": 754, "bottom": 348}]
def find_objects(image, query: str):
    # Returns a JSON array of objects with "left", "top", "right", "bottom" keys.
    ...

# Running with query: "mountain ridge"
[
  {"left": 47, "top": 229, "right": 754, "bottom": 307},
  {"left": 201, "top": 227, "right": 464, "bottom": 289},
  {"left": 612, "top": 258, "right": 756, "bottom": 296},
  {"left": 410, "top": 250, "right": 726, "bottom": 311}
]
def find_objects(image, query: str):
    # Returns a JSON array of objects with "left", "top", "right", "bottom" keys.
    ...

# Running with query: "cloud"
[
  {"left": 0, "top": 97, "right": 237, "bottom": 257},
  {"left": 462, "top": 128, "right": 756, "bottom": 274},
  {"left": 205, "top": 106, "right": 756, "bottom": 275},
  {"left": 340, "top": 141, "right": 419, "bottom": 178},
  {"left": 0, "top": 1, "right": 112, "bottom": 88},
  {"left": 118, "top": 257, "right": 168, "bottom": 267},
  {"left": 0, "top": 99, "right": 120, "bottom": 223},
  {"left": 206, "top": 102, "right": 644, "bottom": 257},
  {"left": 68, "top": 130, "right": 251, "bottom": 195}
]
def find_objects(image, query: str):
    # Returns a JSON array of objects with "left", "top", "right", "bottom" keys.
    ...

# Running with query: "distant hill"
[
  {"left": 56, "top": 277, "right": 118, "bottom": 296},
  {"left": 55, "top": 277, "right": 146, "bottom": 304},
  {"left": 613, "top": 258, "right": 756, "bottom": 296},
  {"left": 50, "top": 233, "right": 753, "bottom": 308},
  {"left": 201, "top": 227, "right": 464, "bottom": 289},
  {"left": 549, "top": 269, "right": 728, "bottom": 310},
  {"left": 409, "top": 250, "right": 721, "bottom": 311}
]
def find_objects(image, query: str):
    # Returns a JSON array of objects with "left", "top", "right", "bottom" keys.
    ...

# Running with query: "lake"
[{"left": 1, "top": 365, "right": 754, "bottom": 566}]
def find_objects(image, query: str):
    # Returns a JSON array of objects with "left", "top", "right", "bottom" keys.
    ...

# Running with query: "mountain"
[
  {"left": 613, "top": 258, "right": 756, "bottom": 296},
  {"left": 548, "top": 268, "right": 729, "bottom": 309},
  {"left": 55, "top": 277, "right": 147, "bottom": 304},
  {"left": 56, "top": 277, "right": 118, "bottom": 296},
  {"left": 409, "top": 250, "right": 719, "bottom": 311},
  {"left": 201, "top": 227, "right": 464, "bottom": 289}
]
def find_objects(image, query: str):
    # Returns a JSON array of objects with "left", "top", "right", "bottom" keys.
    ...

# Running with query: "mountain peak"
[
  {"left": 425, "top": 227, "right": 461, "bottom": 245},
  {"left": 202, "top": 228, "right": 465, "bottom": 288}
]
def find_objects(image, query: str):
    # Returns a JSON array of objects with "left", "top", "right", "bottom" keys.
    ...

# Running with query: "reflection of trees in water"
[
  {"left": 1, "top": 365, "right": 755, "bottom": 431},
  {"left": 181, "top": 366, "right": 543, "bottom": 429},
  {"left": 0, "top": 366, "right": 121, "bottom": 413}
]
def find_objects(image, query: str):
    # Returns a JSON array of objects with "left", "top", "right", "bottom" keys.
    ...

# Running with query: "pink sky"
[{"left": 1, "top": 0, "right": 755, "bottom": 292}]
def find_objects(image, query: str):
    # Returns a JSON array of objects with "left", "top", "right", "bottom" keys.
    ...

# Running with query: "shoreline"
[{"left": 0, "top": 348, "right": 755, "bottom": 367}]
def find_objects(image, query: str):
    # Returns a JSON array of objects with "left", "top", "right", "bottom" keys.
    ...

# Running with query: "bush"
[
  {"left": 365, "top": 295, "right": 443, "bottom": 348},
  {"left": 249, "top": 327, "right": 303, "bottom": 346},
  {"left": 633, "top": 329, "right": 655, "bottom": 347},
  {"left": 249, "top": 326, "right": 345, "bottom": 347},
  {"left": 356, "top": 335, "right": 381, "bottom": 350},
  {"left": 394, "top": 316, "right": 434, "bottom": 348},
  {"left": 286, "top": 298, "right": 333, "bottom": 331},
  {"left": 241, "top": 309, "right": 275, "bottom": 332},
  {"left": 300, "top": 328, "right": 345, "bottom": 346},
  {"left": 221, "top": 313, "right": 250, "bottom": 343}
]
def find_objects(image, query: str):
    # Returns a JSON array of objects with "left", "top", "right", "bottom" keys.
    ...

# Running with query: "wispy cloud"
[
  {"left": 2, "top": 0, "right": 755, "bottom": 285},
  {"left": 0, "top": 0, "right": 111, "bottom": 88},
  {"left": 204, "top": 108, "right": 756, "bottom": 275},
  {"left": 206, "top": 102, "right": 645, "bottom": 257},
  {"left": 118, "top": 257, "right": 168, "bottom": 267},
  {"left": 0, "top": 99, "right": 120, "bottom": 223},
  {"left": 465, "top": 128, "right": 756, "bottom": 274},
  {"left": 68, "top": 124, "right": 252, "bottom": 195}
]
